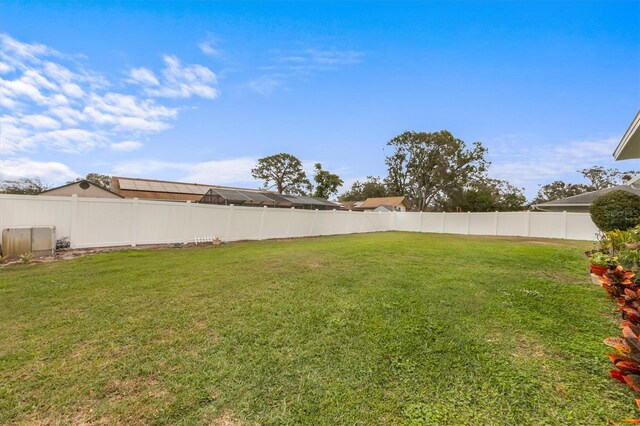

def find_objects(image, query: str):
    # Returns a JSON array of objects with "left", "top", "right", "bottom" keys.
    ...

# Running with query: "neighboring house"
[
  {"left": 340, "top": 201, "right": 363, "bottom": 211},
  {"left": 111, "top": 176, "right": 339, "bottom": 210},
  {"left": 39, "top": 180, "right": 123, "bottom": 199},
  {"left": 533, "top": 111, "right": 640, "bottom": 212},
  {"left": 355, "top": 196, "right": 409, "bottom": 212},
  {"left": 532, "top": 180, "right": 640, "bottom": 213},
  {"left": 614, "top": 111, "right": 640, "bottom": 160}
]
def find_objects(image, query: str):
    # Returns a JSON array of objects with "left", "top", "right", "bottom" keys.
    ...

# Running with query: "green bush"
[{"left": 590, "top": 190, "right": 640, "bottom": 231}]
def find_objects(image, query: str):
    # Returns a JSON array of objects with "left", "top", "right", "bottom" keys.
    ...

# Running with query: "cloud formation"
[
  {"left": 112, "top": 157, "right": 259, "bottom": 187},
  {"left": 248, "top": 47, "right": 365, "bottom": 95},
  {"left": 0, "top": 157, "right": 77, "bottom": 181},
  {"left": 489, "top": 135, "right": 621, "bottom": 197},
  {"left": 0, "top": 33, "right": 217, "bottom": 162},
  {"left": 128, "top": 55, "right": 218, "bottom": 99}
]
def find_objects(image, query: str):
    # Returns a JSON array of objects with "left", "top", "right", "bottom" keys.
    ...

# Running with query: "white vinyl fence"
[{"left": 0, "top": 194, "right": 600, "bottom": 249}]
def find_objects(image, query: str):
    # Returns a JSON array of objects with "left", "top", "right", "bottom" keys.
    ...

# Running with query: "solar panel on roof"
[
  {"left": 143, "top": 181, "right": 162, "bottom": 192},
  {"left": 162, "top": 183, "right": 180, "bottom": 193},
  {"left": 117, "top": 179, "right": 137, "bottom": 190},
  {"left": 134, "top": 181, "right": 153, "bottom": 191},
  {"left": 186, "top": 185, "right": 205, "bottom": 194}
]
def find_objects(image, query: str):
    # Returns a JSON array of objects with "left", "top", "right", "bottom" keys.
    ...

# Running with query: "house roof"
[
  {"left": 533, "top": 185, "right": 640, "bottom": 208},
  {"left": 340, "top": 201, "right": 363, "bottom": 210},
  {"left": 614, "top": 110, "right": 640, "bottom": 160},
  {"left": 358, "top": 196, "right": 407, "bottom": 209},
  {"left": 111, "top": 176, "right": 340, "bottom": 208},
  {"left": 39, "top": 180, "right": 123, "bottom": 198}
]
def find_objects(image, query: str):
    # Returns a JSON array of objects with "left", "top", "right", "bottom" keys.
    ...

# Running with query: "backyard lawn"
[{"left": 0, "top": 232, "right": 636, "bottom": 425}]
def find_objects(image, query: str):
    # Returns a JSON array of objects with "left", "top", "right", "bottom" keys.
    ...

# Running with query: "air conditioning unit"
[{"left": 1, "top": 226, "right": 56, "bottom": 259}]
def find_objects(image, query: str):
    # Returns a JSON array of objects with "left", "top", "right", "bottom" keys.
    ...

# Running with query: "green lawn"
[{"left": 0, "top": 232, "right": 636, "bottom": 425}]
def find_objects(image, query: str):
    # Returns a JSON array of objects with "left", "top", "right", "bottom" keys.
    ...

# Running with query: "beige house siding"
[{"left": 40, "top": 182, "right": 122, "bottom": 198}]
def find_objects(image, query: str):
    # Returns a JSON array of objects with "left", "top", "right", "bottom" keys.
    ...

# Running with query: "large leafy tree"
[
  {"left": 532, "top": 181, "right": 591, "bottom": 204},
  {"left": 251, "top": 153, "right": 311, "bottom": 195},
  {"left": 67, "top": 173, "right": 112, "bottom": 190},
  {"left": 385, "top": 130, "right": 488, "bottom": 211},
  {"left": 312, "top": 163, "right": 343, "bottom": 199},
  {"left": 338, "top": 176, "right": 390, "bottom": 201},
  {"left": 0, "top": 177, "right": 52, "bottom": 195},
  {"left": 578, "top": 166, "right": 639, "bottom": 190},
  {"left": 533, "top": 166, "right": 640, "bottom": 204},
  {"left": 442, "top": 178, "right": 526, "bottom": 212}
]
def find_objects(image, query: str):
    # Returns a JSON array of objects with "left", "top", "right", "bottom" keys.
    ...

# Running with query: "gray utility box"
[{"left": 1, "top": 226, "right": 56, "bottom": 259}]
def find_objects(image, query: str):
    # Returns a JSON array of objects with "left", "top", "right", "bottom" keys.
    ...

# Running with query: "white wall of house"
[{"left": 0, "top": 194, "right": 600, "bottom": 249}]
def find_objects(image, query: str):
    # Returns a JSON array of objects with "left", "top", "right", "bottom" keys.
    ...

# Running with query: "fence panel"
[
  {"left": 497, "top": 212, "right": 528, "bottom": 237},
  {"left": 75, "top": 198, "right": 133, "bottom": 248},
  {"left": 0, "top": 194, "right": 604, "bottom": 250},
  {"left": 0, "top": 194, "right": 72, "bottom": 239},
  {"left": 529, "top": 212, "right": 565, "bottom": 239},
  {"left": 259, "top": 207, "right": 291, "bottom": 239},
  {"left": 566, "top": 212, "right": 599, "bottom": 241},
  {"left": 186, "top": 203, "right": 229, "bottom": 242},
  {"left": 468, "top": 213, "right": 496, "bottom": 235},
  {"left": 443, "top": 213, "right": 469, "bottom": 234}
]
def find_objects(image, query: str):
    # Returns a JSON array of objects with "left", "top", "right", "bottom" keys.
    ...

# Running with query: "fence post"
[
  {"left": 466, "top": 211, "right": 471, "bottom": 235},
  {"left": 183, "top": 200, "right": 191, "bottom": 244},
  {"left": 441, "top": 211, "right": 446, "bottom": 234},
  {"left": 258, "top": 206, "right": 267, "bottom": 240},
  {"left": 224, "top": 204, "right": 234, "bottom": 241},
  {"left": 494, "top": 211, "right": 499, "bottom": 236},
  {"left": 526, "top": 210, "right": 532, "bottom": 237},
  {"left": 562, "top": 210, "right": 568, "bottom": 239},
  {"left": 419, "top": 211, "right": 423, "bottom": 233},
  {"left": 69, "top": 194, "right": 78, "bottom": 249}
]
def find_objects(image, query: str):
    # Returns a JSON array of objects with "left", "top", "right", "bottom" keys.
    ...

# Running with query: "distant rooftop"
[{"left": 533, "top": 185, "right": 640, "bottom": 208}]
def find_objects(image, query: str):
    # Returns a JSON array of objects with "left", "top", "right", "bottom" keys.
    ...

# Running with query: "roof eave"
[{"left": 614, "top": 110, "right": 640, "bottom": 161}]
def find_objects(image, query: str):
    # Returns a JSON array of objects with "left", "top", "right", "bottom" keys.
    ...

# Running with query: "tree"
[
  {"left": 441, "top": 178, "right": 526, "bottom": 212},
  {"left": 385, "top": 130, "right": 488, "bottom": 211},
  {"left": 533, "top": 166, "right": 640, "bottom": 204},
  {"left": 0, "top": 177, "right": 52, "bottom": 195},
  {"left": 579, "top": 166, "right": 639, "bottom": 190},
  {"left": 67, "top": 173, "right": 112, "bottom": 190},
  {"left": 338, "top": 176, "right": 390, "bottom": 201},
  {"left": 312, "top": 163, "right": 343, "bottom": 199},
  {"left": 251, "top": 153, "right": 311, "bottom": 195},
  {"left": 532, "top": 181, "right": 592, "bottom": 205}
]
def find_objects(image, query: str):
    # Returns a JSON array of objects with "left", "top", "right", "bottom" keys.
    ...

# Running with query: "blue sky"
[{"left": 1, "top": 1, "right": 639, "bottom": 199}]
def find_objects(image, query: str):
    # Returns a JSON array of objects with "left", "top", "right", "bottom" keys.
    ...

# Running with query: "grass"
[{"left": 0, "top": 232, "right": 636, "bottom": 425}]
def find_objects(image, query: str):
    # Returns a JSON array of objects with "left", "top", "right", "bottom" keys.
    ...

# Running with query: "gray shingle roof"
[{"left": 535, "top": 185, "right": 640, "bottom": 206}]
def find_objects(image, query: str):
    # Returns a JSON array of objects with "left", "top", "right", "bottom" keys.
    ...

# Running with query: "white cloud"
[
  {"left": 110, "top": 140, "right": 143, "bottom": 152},
  {"left": 248, "top": 75, "right": 285, "bottom": 95},
  {"left": 249, "top": 47, "right": 364, "bottom": 95},
  {"left": 129, "top": 55, "right": 218, "bottom": 99},
  {"left": 0, "top": 34, "right": 220, "bottom": 157},
  {"left": 129, "top": 67, "right": 159, "bottom": 86},
  {"left": 30, "top": 128, "right": 108, "bottom": 153},
  {"left": 112, "top": 157, "right": 259, "bottom": 186},
  {"left": 198, "top": 39, "right": 223, "bottom": 57},
  {"left": 182, "top": 158, "right": 257, "bottom": 185},
  {"left": 0, "top": 157, "right": 77, "bottom": 182},
  {"left": 488, "top": 135, "right": 621, "bottom": 198},
  {"left": 20, "top": 114, "right": 60, "bottom": 130}
]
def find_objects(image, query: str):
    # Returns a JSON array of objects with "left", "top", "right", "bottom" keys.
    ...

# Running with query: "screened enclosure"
[{"left": 199, "top": 188, "right": 339, "bottom": 210}]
